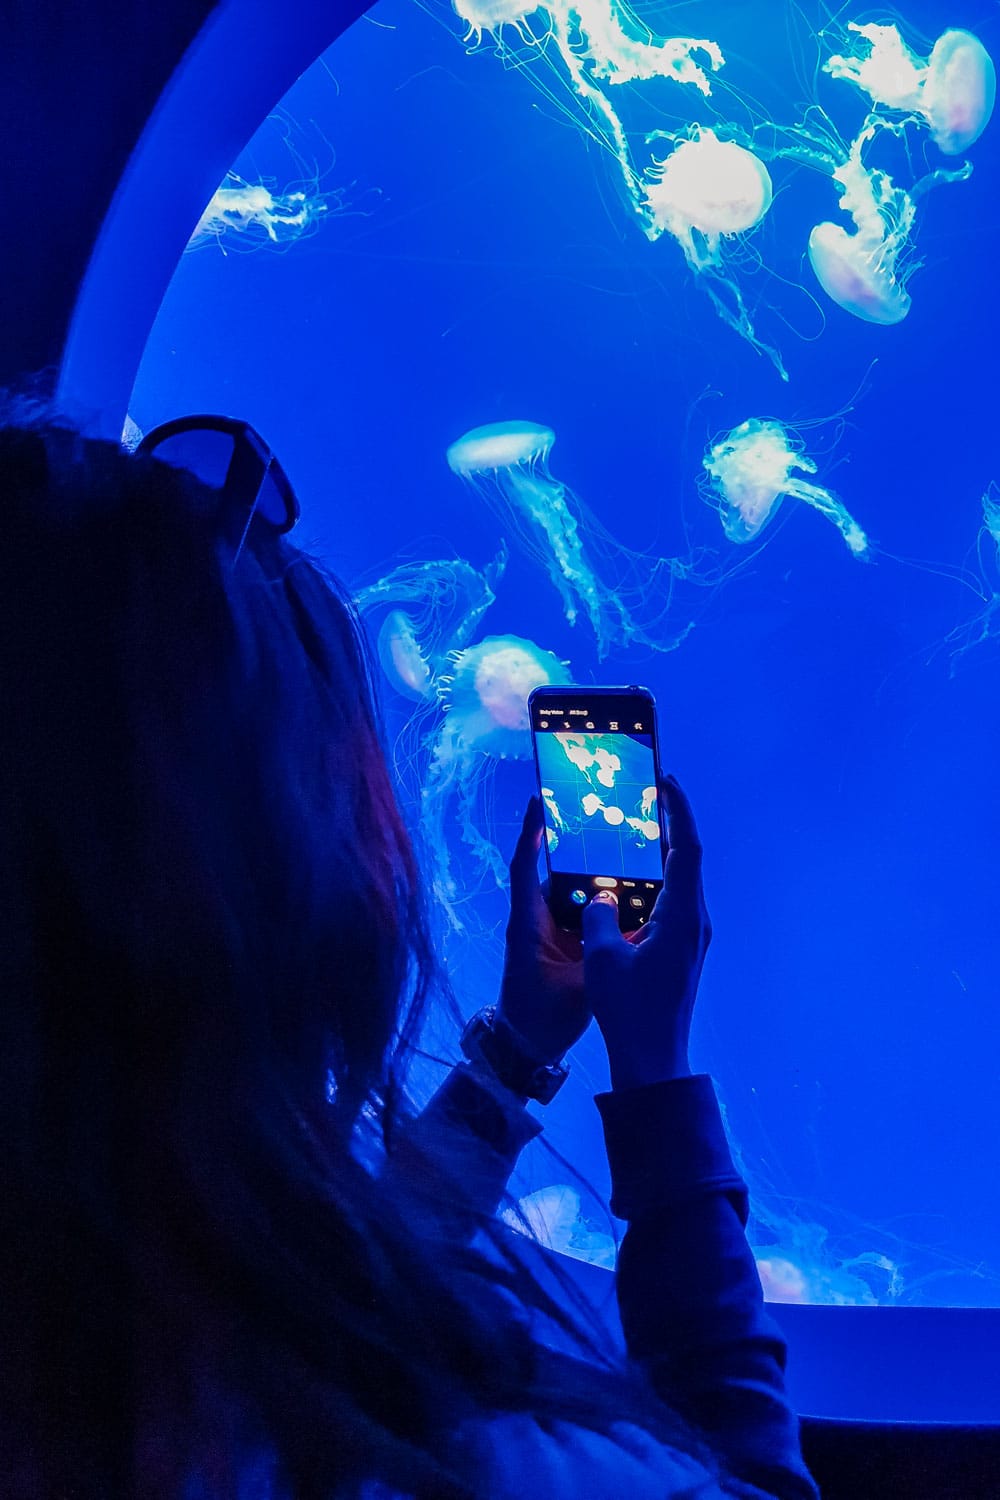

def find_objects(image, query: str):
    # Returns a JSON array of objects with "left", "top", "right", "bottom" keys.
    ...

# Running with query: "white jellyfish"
[
  {"left": 824, "top": 23, "right": 996, "bottom": 156},
  {"left": 355, "top": 547, "right": 507, "bottom": 701},
  {"left": 422, "top": 633, "right": 570, "bottom": 923},
  {"left": 501, "top": 1184, "right": 617, "bottom": 1269},
  {"left": 643, "top": 125, "right": 782, "bottom": 375},
  {"left": 702, "top": 418, "right": 868, "bottom": 558},
  {"left": 447, "top": 421, "right": 691, "bottom": 659},
  {"left": 187, "top": 174, "right": 335, "bottom": 253},
  {"left": 803, "top": 110, "right": 974, "bottom": 325},
  {"left": 452, "top": 0, "right": 723, "bottom": 96},
  {"left": 805, "top": 117, "right": 917, "bottom": 326}
]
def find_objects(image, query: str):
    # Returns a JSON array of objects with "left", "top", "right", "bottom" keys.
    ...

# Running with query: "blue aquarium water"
[{"left": 131, "top": 0, "right": 1000, "bottom": 1308}]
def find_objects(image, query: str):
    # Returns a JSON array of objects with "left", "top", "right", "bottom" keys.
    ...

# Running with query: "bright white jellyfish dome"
[{"left": 644, "top": 129, "right": 773, "bottom": 241}]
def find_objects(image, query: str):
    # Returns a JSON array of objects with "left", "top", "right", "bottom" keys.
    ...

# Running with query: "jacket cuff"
[{"left": 595, "top": 1074, "right": 748, "bottom": 1223}]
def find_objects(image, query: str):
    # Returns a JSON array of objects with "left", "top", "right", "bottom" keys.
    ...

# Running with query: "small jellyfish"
[
  {"left": 702, "top": 418, "right": 868, "bottom": 558},
  {"left": 186, "top": 173, "right": 334, "bottom": 252},
  {"left": 642, "top": 125, "right": 782, "bottom": 375},
  {"left": 824, "top": 23, "right": 996, "bottom": 156},
  {"left": 447, "top": 422, "right": 638, "bottom": 659},
  {"left": 356, "top": 547, "right": 507, "bottom": 701},
  {"left": 422, "top": 633, "right": 570, "bottom": 922},
  {"left": 447, "top": 423, "right": 693, "bottom": 656}
]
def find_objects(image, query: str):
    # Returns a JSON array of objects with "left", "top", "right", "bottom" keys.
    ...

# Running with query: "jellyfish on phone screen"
[
  {"left": 447, "top": 421, "right": 690, "bottom": 658},
  {"left": 356, "top": 546, "right": 507, "bottom": 701},
  {"left": 702, "top": 418, "right": 868, "bottom": 557},
  {"left": 643, "top": 125, "right": 782, "bottom": 375},
  {"left": 422, "top": 633, "right": 570, "bottom": 922},
  {"left": 824, "top": 24, "right": 995, "bottom": 156}
]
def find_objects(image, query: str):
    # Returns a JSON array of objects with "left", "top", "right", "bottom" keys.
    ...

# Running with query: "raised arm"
[{"left": 583, "top": 778, "right": 817, "bottom": 1498}]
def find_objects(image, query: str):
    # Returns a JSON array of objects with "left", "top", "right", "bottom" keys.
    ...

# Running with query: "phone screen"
[{"left": 529, "top": 686, "right": 664, "bottom": 930}]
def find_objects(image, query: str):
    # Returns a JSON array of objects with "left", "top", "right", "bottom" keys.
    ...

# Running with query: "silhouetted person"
[{"left": 0, "top": 417, "right": 818, "bottom": 1499}]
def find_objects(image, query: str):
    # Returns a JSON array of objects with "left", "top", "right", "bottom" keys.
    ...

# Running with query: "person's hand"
[
  {"left": 497, "top": 796, "right": 590, "bottom": 1066},
  {"left": 583, "top": 775, "right": 711, "bottom": 1090}
]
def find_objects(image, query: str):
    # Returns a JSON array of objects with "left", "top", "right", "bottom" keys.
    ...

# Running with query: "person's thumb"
[
  {"left": 508, "top": 796, "right": 543, "bottom": 927},
  {"left": 582, "top": 890, "right": 624, "bottom": 954}
]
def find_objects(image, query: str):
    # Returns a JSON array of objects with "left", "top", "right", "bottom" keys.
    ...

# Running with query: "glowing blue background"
[{"left": 131, "top": 0, "right": 1000, "bottom": 1305}]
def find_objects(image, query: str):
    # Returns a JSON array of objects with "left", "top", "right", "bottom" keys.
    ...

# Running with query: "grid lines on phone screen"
[{"left": 536, "top": 730, "right": 661, "bottom": 879}]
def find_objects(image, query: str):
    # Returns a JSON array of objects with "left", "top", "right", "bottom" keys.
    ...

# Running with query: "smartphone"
[{"left": 528, "top": 684, "right": 666, "bottom": 931}]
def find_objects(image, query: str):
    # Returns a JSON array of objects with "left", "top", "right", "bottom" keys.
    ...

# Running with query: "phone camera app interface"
[{"left": 533, "top": 699, "right": 662, "bottom": 881}]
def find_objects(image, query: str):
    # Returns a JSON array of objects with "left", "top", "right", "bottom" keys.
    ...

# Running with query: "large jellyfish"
[
  {"left": 355, "top": 547, "right": 507, "bottom": 701},
  {"left": 642, "top": 125, "right": 782, "bottom": 375},
  {"left": 824, "top": 24, "right": 996, "bottom": 157},
  {"left": 447, "top": 421, "right": 690, "bottom": 658},
  {"left": 803, "top": 113, "right": 971, "bottom": 325},
  {"left": 702, "top": 418, "right": 868, "bottom": 558},
  {"left": 421, "top": 633, "right": 570, "bottom": 922}
]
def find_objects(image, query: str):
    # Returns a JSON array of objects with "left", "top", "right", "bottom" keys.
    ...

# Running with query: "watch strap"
[{"left": 460, "top": 1007, "right": 569, "bottom": 1104}]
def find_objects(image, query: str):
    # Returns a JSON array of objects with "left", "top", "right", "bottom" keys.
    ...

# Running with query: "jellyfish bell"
[
  {"left": 376, "top": 609, "right": 433, "bottom": 701},
  {"left": 644, "top": 130, "right": 773, "bottom": 243},
  {"left": 442, "top": 634, "right": 566, "bottom": 759},
  {"left": 703, "top": 418, "right": 788, "bottom": 544},
  {"left": 446, "top": 420, "right": 553, "bottom": 477},
  {"left": 451, "top": 0, "right": 539, "bottom": 45},
  {"left": 925, "top": 30, "right": 997, "bottom": 156},
  {"left": 807, "top": 220, "right": 911, "bottom": 326}
]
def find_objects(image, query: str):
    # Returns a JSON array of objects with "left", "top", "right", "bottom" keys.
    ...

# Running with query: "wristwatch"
[{"left": 460, "top": 1006, "right": 569, "bottom": 1104}]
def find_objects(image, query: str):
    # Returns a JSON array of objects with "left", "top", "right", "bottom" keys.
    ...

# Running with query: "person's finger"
[
  {"left": 660, "top": 774, "right": 702, "bottom": 861},
  {"left": 582, "top": 890, "right": 625, "bottom": 953},
  {"left": 643, "top": 776, "right": 704, "bottom": 927},
  {"left": 508, "top": 796, "right": 544, "bottom": 923}
]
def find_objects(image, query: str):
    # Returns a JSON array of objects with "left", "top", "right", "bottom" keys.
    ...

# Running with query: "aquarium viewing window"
[{"left": 63, "top": 0, "right": 1000, "bottom": 1423}]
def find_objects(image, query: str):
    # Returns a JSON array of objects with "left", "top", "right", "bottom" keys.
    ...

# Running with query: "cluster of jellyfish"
[
  {"left": 356, "top": 395, "right": 877, "bottom": 928},
  {"left": 450, "top": 0, "right": 995, "bottom": 374},
  {"left": 356, "top": 413, "right": 698, "bottom": 924}
]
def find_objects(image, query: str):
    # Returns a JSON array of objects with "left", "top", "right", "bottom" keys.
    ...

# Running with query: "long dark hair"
[{"left": 0, "top": 419, "right": 709, "bottom": 1499}]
